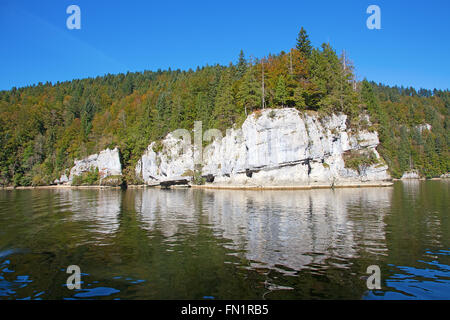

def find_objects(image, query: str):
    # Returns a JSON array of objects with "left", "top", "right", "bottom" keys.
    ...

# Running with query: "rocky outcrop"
[
  {"left": 135, "top": 133, "right": 195, "bottom": 184},
  {"left": 401, "top": 170, "right": 421, "bottom": 180},
  {"left": 65, "top": 147, "right": 122, "bottom": 184},
  {"left": 136, "top": 108, "right": 391, "bottom": 187},
  {"left": 54, "top": 174, "right": 69, "bottom": 185},
  {"left": 415, "top": 123, "right": 432, "bottom": 133}
]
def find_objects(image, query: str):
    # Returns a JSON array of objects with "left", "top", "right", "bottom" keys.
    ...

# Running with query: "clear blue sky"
[{"left": 1, "top": 0, "right": 449, "bottom": 91}]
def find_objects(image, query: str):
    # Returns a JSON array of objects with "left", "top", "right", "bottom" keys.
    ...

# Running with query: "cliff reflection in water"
[
  {"left": 59, "top": 189, "right": 122, "bottom": 237},
  {"left": 134, "top": 187, "right": 392, "bottom": 272}
]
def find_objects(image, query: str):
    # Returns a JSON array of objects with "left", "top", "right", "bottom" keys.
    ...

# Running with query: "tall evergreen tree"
[
  {"left": 296, "top": 27, "right": 312, "bottom": 57},
  {"left": 236, "top": 50, "right": 247, "bottom": 79}
]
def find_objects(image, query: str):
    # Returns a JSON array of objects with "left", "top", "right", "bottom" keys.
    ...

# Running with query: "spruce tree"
[
  {"left": 296, "top": 27, "right": 312, "bottom": 57},
  {"left": 236, "top": 50, "right": 247, "bottom": 79}
]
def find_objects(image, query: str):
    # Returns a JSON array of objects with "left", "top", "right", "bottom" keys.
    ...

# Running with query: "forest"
[{"left": 0, "top": 28, "right": 448, "bottom": 186}]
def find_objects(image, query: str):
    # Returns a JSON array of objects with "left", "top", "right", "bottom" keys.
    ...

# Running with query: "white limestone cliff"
[
  {"left": 401, "top": 171, "right": 421, "bottom": 180},
  {"left": 54, "top": 174, "right": 68, "bottom": 185},
  {"left": 65, "top": 147, "right": 122, "bottom": 184},
  {"left": 135, "top": 133, "right": 195, "bottom": 184},
  {"left": 136, "top": 108, "right": 391, "bottom": 187}
]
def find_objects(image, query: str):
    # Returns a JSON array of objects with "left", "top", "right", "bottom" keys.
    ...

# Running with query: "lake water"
[{"left": 0, "top": 181, "right": 448, "bottom": 300}]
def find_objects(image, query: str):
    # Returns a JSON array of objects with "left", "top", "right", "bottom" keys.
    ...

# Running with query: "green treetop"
[
  {"left": 296, "top": 27, "right": 312, "bottom": 57},
  {"left": 236, "top": 50, "right": 247, "bottom": 79}
]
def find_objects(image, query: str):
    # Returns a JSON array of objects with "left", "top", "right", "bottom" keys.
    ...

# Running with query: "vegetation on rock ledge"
[
  {"left": 343, "top": 150, "right": 379, "bottom": 174},
  {"left": 71, "top": 168, "right": 100, "bottom": 186}
]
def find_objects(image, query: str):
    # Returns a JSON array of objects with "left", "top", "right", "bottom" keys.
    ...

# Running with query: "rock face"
[
  {"left": 136, "top": 109, "right": 391, "bottom": 187},
  {"left": 135, "top": 133, "right": 195, "bottom": 184},
  {"left": 415, "top": 123, "right": 432, "bottom": 133},
  {"left": 401, "top": 171, "right": 421, "bottom": 180},
  {"left": 67, "top": 147, "right": 122, "bottom": 183},
  {"left": 54, "top": 174, "right": 69, "bottom": 185}
]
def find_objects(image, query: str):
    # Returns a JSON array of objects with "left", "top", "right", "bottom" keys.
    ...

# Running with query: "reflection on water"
[
  {"left": 0, "top": 181, "right": 448, "bottom": 299},
  {"left": 198, "top": 188, "right": 391, "bottom": 271},
  {"left": 60, "top": 189, "right": 121, "bottom": 237},
  {"left": 135, "top": 189, "right": 198, "bottom": 238}
]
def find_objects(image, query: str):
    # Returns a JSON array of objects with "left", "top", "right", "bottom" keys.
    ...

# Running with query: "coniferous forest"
[{"left": 0, "top": 29, "right": 448, "bottom": 186}]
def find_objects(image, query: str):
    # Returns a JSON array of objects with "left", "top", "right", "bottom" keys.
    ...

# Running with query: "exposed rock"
[
  {"left": 135, "top": 133, "right": 195, "bottom": 184},
  {"left": 401, "top": 171, "right": 421, "bottom": 180},
  {"left": 415, "top": 123, "right": 432, "bottom": 133},
  {"left": 54, "top": 174, "right": 69, "bottom": 185},
  {"left": 136, "top": 109, "right": 391, "bottom": 187},
  {"left": 60, "top": 174, "right": 69, "bottom": 184},
  {"left": 67, "top": 147, "right": 122, "bottom": 184}
]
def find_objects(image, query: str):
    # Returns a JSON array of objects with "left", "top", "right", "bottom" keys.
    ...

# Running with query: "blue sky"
[{"left": 0, "top": 0, "right": 449, "bottom": 91}]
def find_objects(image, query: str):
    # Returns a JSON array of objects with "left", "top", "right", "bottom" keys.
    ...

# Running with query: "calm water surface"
[{"left": 0, "top": 181, "right": 448, "bottom": 299}]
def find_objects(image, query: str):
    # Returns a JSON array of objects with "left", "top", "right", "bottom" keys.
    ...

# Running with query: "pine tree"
[
  {"left": 236, "top": 50, "right": 247, "bottom": 79},
  {"left": 296, "top": 27, "right": 312, "bottom": 57}
]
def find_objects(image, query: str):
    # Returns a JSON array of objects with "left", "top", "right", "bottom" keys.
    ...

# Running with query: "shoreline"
[
  {"left": 4, "top": 178, "right": 450, "bottom": 191},
  {"left": 191, "top": 181, "right": 394, "bottom": 191},
  {"left": 1, "top": 183, "right": 393, "bottom": 191}
]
